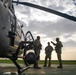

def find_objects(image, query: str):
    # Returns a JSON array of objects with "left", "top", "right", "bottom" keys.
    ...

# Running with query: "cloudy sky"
[{"left": 13, "top": 0, "right": 76, "bottom": 60}]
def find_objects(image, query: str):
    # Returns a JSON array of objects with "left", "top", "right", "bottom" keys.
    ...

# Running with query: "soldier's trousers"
[
  {"left": 44, "top": 55, "right": 51, "bottom": 66},
  {"left": 33, "top": 49, "right": 40, "bottom": 67},
  {"left": 57, "top": 53, "right": 62, "bottom": 67}
]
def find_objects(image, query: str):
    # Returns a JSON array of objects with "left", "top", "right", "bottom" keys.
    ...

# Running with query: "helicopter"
[
  {"left": 0, "top": 0, "right": 76, "bottom": 74},
  {"left": 0, "top": 0, "right": 36, "bottom": 74}
]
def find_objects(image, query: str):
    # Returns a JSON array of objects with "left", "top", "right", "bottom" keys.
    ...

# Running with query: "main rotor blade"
[{"left": 13, "top": 1, "right": 76, "bottom": 22}]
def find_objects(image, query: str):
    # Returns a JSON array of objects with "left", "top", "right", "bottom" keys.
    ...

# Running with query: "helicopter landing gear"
[{"left": 11, "top": 31, "right": 36, "bottom": 74}]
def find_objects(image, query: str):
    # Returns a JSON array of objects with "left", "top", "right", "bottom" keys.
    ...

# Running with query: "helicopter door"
[
  {"left": 14, "top": 20, "right": 22, "bottom": 46},
  {"left": 8, "top": 14, "right": 17, "bottom": 46},
  {"left": 8, "top": 14, "right": 22, "bottom": 46}
]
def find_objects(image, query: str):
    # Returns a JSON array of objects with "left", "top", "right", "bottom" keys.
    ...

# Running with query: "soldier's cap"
[{"left": 48, "top": 42, "right": 50, "bottom": 44}]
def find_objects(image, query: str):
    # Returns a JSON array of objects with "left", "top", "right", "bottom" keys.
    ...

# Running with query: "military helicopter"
[
  {"left": 0, "top": 0, "right": 76, "bottom": 74},
  {"left": 0, "top": 0, "right": 36, "bottom": 74}
]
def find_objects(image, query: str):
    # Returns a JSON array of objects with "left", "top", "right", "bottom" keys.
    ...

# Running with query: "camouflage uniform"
[
  {"left": 43, "top": 42, "right": 53, "bottom": 67},
  {"left": 51, "top": 38, "right": 63, "bottom": 68},
  {"left": 33, "top": 36, "right": 42, "bottom": 68}
]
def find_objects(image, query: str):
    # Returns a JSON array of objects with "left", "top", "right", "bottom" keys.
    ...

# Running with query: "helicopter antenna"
[{"left": 13, "top": 1, "right": 76, "bottom": 22}]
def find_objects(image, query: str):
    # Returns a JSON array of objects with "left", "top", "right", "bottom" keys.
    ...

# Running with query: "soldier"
[
  {"left": 43, "top": 42, "right": 53, "bottom": 67},
  {"left": 51, "top": 38, "right": 63, "bottom": 68},
  {"left": 33, "top": 36, "right": 42, "bottom": 69}
]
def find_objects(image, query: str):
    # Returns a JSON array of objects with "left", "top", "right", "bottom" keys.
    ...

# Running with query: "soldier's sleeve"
[
  {"left": 60, "top": 41, "right": 63, "bottom": 47},
  {"left": 45, "top": 47, "right": 47, "bottom": 51},
  {"left": 51, "top": 41, "right": 56, "bottom": 46},
  {"left": 45, "top": 47, "right": 47, "bottom": 54},
  {"left": 51, "top": 46, "right": 53, "bottom": 51},
  {"left": 52, "top": 46, "right": 53, "bottom": 50}
]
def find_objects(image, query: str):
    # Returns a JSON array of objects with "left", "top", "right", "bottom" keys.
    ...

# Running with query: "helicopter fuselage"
[{"left": 0, "top": 1, "right": 22, "bottom": 56}]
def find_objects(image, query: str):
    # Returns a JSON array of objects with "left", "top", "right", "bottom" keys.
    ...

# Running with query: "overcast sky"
[{"left": 13, "top": 0, "right": 76, "bottom": 60}]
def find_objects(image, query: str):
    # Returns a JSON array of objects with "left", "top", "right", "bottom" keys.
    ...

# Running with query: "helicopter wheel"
[{"left": 24, "top": 52, "right": 36, "bottom": 65}]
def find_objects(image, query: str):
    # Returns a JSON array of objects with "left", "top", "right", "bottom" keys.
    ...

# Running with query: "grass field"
[{"left": 0, "top": 59, "right": 76, "bottom": 65}]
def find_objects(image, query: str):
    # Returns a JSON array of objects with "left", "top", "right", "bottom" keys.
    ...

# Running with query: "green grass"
[
  {"left": 0, "top": 59, "right": 76, "bottom": 65},
  {"left": 39, "top": 60, "right": 76, "bottom": 65},
  {"left": 0, "top": 59, "right": 24, "bottom": 64}
]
